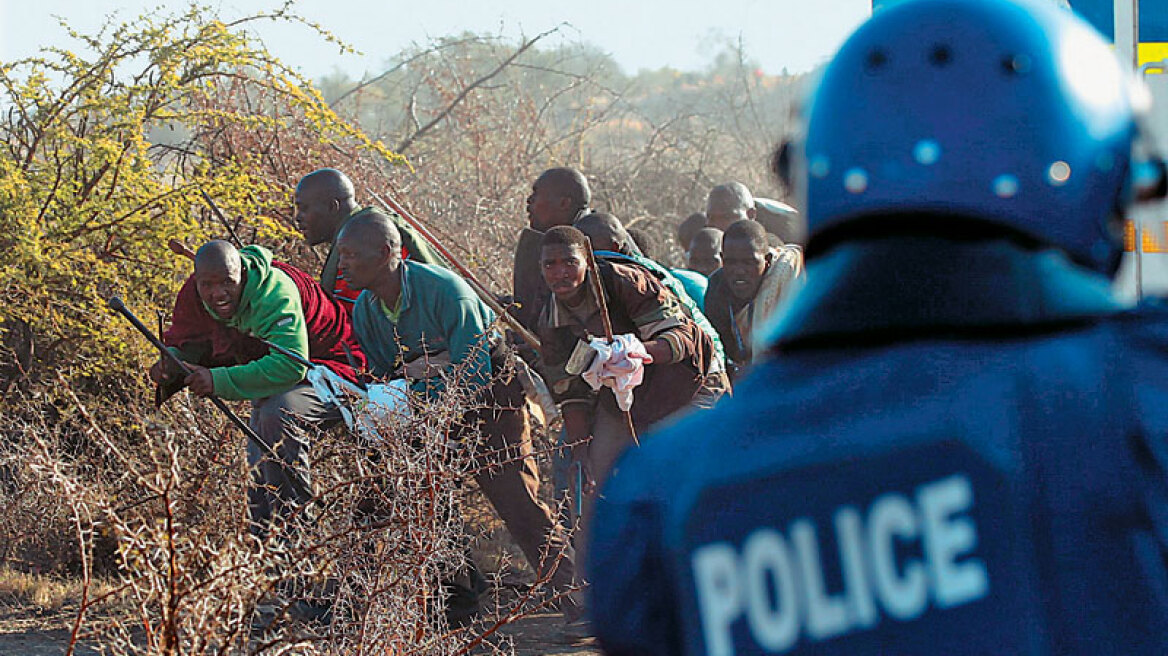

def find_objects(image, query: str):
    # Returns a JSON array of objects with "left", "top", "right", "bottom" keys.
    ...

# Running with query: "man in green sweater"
[
  {"left": 149, "top": 241, "right": 365, "bottom": 534},
  {"left": 294, "top": 168, "right": 442, "bottom": 305},
  {"left": 337, "top": 209, "right": 577, "bottom": 619}
]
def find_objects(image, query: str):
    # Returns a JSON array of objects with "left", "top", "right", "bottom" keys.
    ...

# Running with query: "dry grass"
[{"left": 0, "top": 568, "right": 84, "bottom": 612}]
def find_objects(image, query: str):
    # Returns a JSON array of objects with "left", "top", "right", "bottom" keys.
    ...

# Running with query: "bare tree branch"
[
  {"left": 328, "top": 35, "right": 488, "bottom": 108},
  {"left": 395, "top": 27, "right": 561, "bottom": 154}
]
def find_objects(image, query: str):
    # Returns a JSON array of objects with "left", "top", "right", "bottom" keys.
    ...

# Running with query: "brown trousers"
[{"left": 465, "top": 374, "right": 575, "bottom": 589}]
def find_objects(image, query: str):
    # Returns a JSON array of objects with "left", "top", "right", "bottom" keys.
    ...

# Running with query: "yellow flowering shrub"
[{"left": 0, "top": 4, "right": 404, "bottom": 390}]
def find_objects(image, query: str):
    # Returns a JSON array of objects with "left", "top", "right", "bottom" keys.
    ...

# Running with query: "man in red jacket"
[{"left": 150, "top": 240, "right": 365, "bottom": 534}]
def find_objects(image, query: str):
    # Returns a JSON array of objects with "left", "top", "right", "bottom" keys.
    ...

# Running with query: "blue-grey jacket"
[{"left": 589, "top": 234, "right": 1168, "bottom": 655}]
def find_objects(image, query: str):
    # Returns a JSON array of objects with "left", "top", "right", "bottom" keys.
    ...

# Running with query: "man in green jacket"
[
  {"left": 294, "top": 168, "right": 442, "bottom": 305},
  {"left": 337, "top": 210, "right": 577, "bottom": 619},
  {"left": 149, "top": 241, "right": 365, "bottom": 534}
]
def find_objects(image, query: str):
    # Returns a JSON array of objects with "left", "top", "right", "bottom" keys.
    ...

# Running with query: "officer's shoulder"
[
  {"left": 1109, "top": 301, "right": 1168, "bottom": 355},
  {"left": 613, "top": 376, "right": 780, "bottom": 502}
]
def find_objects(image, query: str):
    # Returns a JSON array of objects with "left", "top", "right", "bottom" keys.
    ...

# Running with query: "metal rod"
[
  {"left": 340, "top": 342, "right": 365, "bottom": 390},
  {"left": 256, "top": 337, "right": 367, "bottom": 394},
  {"left": 107, "top": 296, "right": 298, "bottom": 480},
  {"left": 198, "top": 188, "right": 244, "bottom": 248}
]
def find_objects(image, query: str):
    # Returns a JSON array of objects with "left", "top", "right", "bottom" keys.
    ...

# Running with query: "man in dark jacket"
[
  {"left": 704, "top": 219, "right": 803, "bottom": 379},
  {"left": 293, "top": 168, "right": 442, "bottom": 305},
  {"left": 512, "top": 167, "right": 593, "bottom": 332},
  {"left": 535, "top": 226, "right": 725, "bottom": 587}
]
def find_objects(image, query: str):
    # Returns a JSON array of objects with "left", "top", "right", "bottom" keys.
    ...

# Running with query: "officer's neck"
[{"left": 766, "top": 235, "right": 1124, "bottom": 350}]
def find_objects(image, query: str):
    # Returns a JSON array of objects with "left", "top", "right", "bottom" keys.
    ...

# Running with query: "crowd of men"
[
  {"left": 144, "top": 0, "right": 1168, "bottom": 650},
  {"left": 149, "top": 154, "right": 802, "bottom": 627}
]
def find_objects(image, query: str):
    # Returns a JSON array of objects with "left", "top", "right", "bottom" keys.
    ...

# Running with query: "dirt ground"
[
  {"left": 0, "top": 608, "right": 99, "bottom": 656},
  {"left": 485, "top": 611, "right": 601, "bottom": 655},
  {"left": 0, "top": 605, "right": 601, "bottom": 655}
]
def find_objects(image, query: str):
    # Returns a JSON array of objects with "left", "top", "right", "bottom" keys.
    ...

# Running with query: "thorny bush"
[{"left": 1, "top": 338, "right": 569, "bottom": 654}]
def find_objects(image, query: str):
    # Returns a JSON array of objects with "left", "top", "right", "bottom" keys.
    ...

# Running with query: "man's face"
[
  {"left": 336, "top": 229, "right": 395, "bottom": 291},
  {"left": 196, "top": 264, "right": 245, "bottom": 320},
  {"left": 540, "top": 243, "right": 588, "bottom": 304},
  {"left": 294, "top": 184, "right": 341, "bottom": 246},
  {"left": 527, "top": 176, "right": 567, "bottom": 231},
  {"left": 686, "top": 244, "right": 722, "bottom": 277},
  {"left": 721, "top": 237, "right": 770, "bottom": 302},
  {"left": 706, "top": 195, "right": 753, "bottom": 232}
]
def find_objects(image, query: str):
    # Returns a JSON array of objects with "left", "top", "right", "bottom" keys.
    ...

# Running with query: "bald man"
[
  {"left": 336, "top": 210, "right": 577, "bottom": 620},
  {"left": 512, "top": 167, "right": 593, "bottom": 332},
  {"left": 150, "top": 241, "right": 365, "bottom": 535},
  {"left": 293, "top": 168, "right": 442, "bottom": 305},
  {"left": 705, "top": 182, "right": 757, "bottom": 231}
]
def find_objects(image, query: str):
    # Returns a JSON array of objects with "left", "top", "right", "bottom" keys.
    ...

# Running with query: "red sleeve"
[
  {"left": 165, "top": 263, "right": 365, "bottom": 384},
  {"left": 273, "top": 261, "right": 366, "bottom": 384}
]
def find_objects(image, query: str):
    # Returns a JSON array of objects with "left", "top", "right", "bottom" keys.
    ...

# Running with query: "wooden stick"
[
  {"left": 583, "top": 237, "right": 640, "bottom": 447},
  {"left": 167, "top": 239, "right": 195, "bottom": 260},
  {"left": 198, "top": 187, "right": 244, "bottom": 248},
  {"left": 368, "top": 191, "right": 543, "bottom": 355}
]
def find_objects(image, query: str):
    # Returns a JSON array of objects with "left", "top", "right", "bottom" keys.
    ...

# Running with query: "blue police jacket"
[{"left": 589, "top": 234, "right": 1168, "bottom": 655}]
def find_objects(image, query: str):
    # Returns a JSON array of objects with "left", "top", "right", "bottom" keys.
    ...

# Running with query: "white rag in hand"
[{"left": 579, "top": 333, "right": 654, "bottom": 412}]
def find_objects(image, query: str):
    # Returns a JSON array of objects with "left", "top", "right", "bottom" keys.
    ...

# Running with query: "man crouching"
[
  {"left": 149, "top": 240, "right": 365, "bottom": 534},
  {"left": 535, "top": 225, "right": 727, "bottom": 582}
]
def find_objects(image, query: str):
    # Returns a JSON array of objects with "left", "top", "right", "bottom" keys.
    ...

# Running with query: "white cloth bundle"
[
  {"left": 306, "top": 367, "right": 412, "bottom": 443},
  {"left": 579, "top": 333, "right": 654, "bottom": 412}
]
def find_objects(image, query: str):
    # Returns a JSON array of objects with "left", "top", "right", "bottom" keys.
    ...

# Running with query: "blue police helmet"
[{"left": 784, "top": 0, "right": 1162, "bottom": 274}]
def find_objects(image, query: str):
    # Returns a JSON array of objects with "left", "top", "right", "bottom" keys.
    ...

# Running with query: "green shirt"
[{"left": 352, "top": 261, "right": 496, "bottom": 399}]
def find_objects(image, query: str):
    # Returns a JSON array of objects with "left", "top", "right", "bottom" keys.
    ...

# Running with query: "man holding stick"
[
  {"left": 149, "top": 240, "right": 365, "bottom": 534},
  {"left": 534, "top": 226, "right": 725, "bottom": 580}
]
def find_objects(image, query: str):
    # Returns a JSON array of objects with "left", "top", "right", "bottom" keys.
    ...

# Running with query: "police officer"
[{"left": 588, "top": 0, "right": 1168, "bottom": 653}]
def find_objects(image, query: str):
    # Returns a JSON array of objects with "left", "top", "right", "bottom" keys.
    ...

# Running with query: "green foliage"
[{"left": 0, "top": 3, "right": 404, "bottom": 387}]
